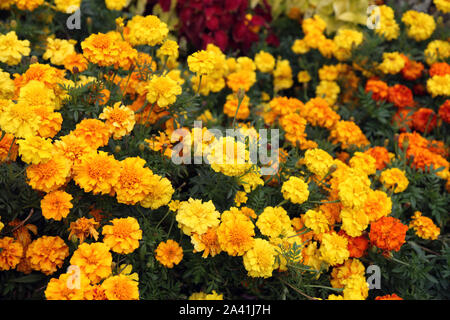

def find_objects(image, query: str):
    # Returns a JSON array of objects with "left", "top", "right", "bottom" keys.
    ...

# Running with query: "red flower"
[
  {"left": 438, "top": 100, "right": 450, "bottom": 124},
  {"left": 412, "top": 108, "right": 437, "bottom": 133},
  {"left": 388, "top": 84, "right": 414, "bottom": 108}
]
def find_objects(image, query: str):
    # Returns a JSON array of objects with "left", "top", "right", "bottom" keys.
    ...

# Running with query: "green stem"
[{"left": 155, "top": 208, "right": 171, "bottom": 229}]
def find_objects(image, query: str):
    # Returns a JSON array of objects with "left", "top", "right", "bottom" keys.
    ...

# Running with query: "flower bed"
[{"left": 0, "top": 0, "right": 448, "bottom": 300}]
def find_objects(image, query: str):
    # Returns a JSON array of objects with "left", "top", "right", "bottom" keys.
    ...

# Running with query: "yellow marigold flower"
[
  {"left": 41, "top": 190, "right": 73, "bottom": 221},
  {"left": 43, "top": 38, "right": 76, "bottom": 66},
  {"left": 425, "top": 40, "right": 450, "bottom": 65},
  {"left": 319, "top": 232, "right": 349, "bottom": 266},
  {"left": 254, "top": 51, "right": 275, "bottom": 73},
  {"left": 54, "top": 0, "right": 81, "bottom": 13},
  {"left": 176, "top": 198, "right": 220, "bottom": 236},
  {"left": 301, "top": 241, "right": 323, "bottom": 272},
  {"left": 146, "top": 74, "right": 182, "bottom": 108},
  {"left": 157, "top": 39, "right": 179, "bottom": 59},
  {"left": 0, "top": 237, "right": 23, "bottom": 271},
  {"left": 349, "top": 152, "right": 377, "bottom": 176},
  {"left": 217, "top": 209, "right": 255, "bottom": 256},
  {"left": 303, "top": 148, "right": 334, "bottom": 179},
  {"left": 102, "top": 217, "right": 142, "bottom": 254},
  {"left": 102, "top": 274, "right": 139, "bottom": 300},
  {"left": 155, "top": 239, "right": 183, "bottom": 268},
  {"left": 53, "top": 134, "right": 94, "bottom": 167},
  {"left": 188, "top": 50, "right": 217, "bottom": 75},
  {"left": 140, "top": 174, "right": 174, "bottom": 210},
  {"left": 328, "top": 294, "right": 344, "bottom": 300},
  {"left": 281, "top": 176, "right": 309, "bottom": 204},
  {"left": 316, "top": 80, "right": 340, "bottom": 106},
  {"left": 189, "top": 290, "right": 223, "bottom": 300},
  {"left": 291, "top": 39, "right": 310, "bottom": 54},
  {"left": 256, "top": 206, "right": 292, "bottom": 239},
  {"left": 303, "top": 209, "right": 330, "bottom": 235},
  {"left": 378, "top": 52, "right": 406, "bottom": 74},
  {"left": 18, "top": 79, "right": 56, "bottom": 110},
  {"left": 239, "top": 170, "right": 264, "bottom": 193},
  {"left": 26, "top": 236, "right": 69, "bottom": 275},
  {"left": 68, "top": 217, "right": 99, "bottom": 244},
  {"left": 0, "top": 0, "right": 14, "bottom": 10},
  {"left": 73, "top": 118, "right": 111, "bottom": 148},
  {"left": 243, "top": 238, "right": 277, "bottom": 278},
  {"left": 334, "top": 29, "right": 363, "bottom": 51},
  {"left": 0, "top": 101, "right": 41, "bottom": 139},
  {"left": 317, "top": 38, "right": 337, "bottom": 59},
  {"left": 273, "top": 59, "right": 293, "bottom": 92},
  {"left": 26, "top": 154, "right": 71, "bottom": 193},
  {"left": 114, "top": 157, "right": 155, "bottom": 205},
  {"left": 126, "top": 15, "right": 168, "bottom": 46},
  {"left": 434, "top": 0, "right": 450, "bottom": 13},
  {"left": 234, "top": 191, "right": 248, "bottom": 207},
  {"left": 70, "top": 242, "right": 112, "bottom": 284},
  {"left": 427, "top": 74, "right": 450, "bottom": 97},
  {"left": 227, "top": 70, "right": 256, "bottom": 92},
  {"left": 340, "top": 207, "right": 369, "bottom": 237},
  {"left": 191, "top": 226, "right": 222, "bottom": 258},
  {"left": 373, "top": 5, "right": 400, "bottom": 41},
  {"left": 302, "top": 14, "right": 327, "bottom": 34},
  {"left": 207, "top": 136, "right": 253, "bottom": 177},
  {"left": 105, "top": 0, "right": 127, "bottom": 10},
  {"left": 342, "top": 274, "right": 369, "bottom": 300},
  {"left": 409, "top": 211, "right": 440, "bottom": 240},
  {"left": 380, "top": 168, "right": 409, "bottom": 193},
  {"left": 331, "top": 258, "right": 365, "bottom": 289},
  {"left": 0, "top": 70, "right": 14, "bottom": 99},
  {"left": 297, "top": 70, "right": 311, "bottom": 83},
  {"left": 17, "top": 136, "right": 54, "bottom": 165},
  {"left": 363, "top": 190, "right": 392, "bottom": 222},
  {"left": 73, "top": 151, "right": 121, "bottom": 195},
  {"left": 319, "top": 65, "right": 339, "bottom": 81},
  {"left": 0, "top": 31, "right": 30, "bottom": 65},
  {"left": 45, "top": 271, "right": 90, "bottom": 300},
  {"left": 402, "top": 11, "right": 436, "bottom": 41},
  {"left": 338, "top": 170, "right": 371, "bottom": 210},
  {"left": 329, "top": 120, "right": 369, "bottom": 150},
  {"left": 15, "top": 0, "right": 44, "bottom": 10}
]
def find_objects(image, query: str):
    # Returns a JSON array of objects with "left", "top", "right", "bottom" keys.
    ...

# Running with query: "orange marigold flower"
[
  {"left": 63, "top": 53, "right": 88, "bottom": 73},
  {"left": 72, "top": 118, "right": 111, "bottom": 149},
  {"left": 401, "top": 56, "right": 424, "bottom": 81},
  {"left": 70, "top": 242, "right": 112, "bottom": 284},
  {"left": 365, "top": 79, "right": 389, "bottom": 101},
  {"left": 102, "top": 274, "right": 139, "bottom": 300},
  {"left": 388, "top": 84, "right": 414, "bottom": 108},
  {"left": 338, "top": 230, "right": 369, "bottom": 258},
  {"left": 40, "top": 190, "right": 73, "bottom": 221},
  {"left": 73, "top": 151, "right": 121, "bottom": 195},
  {"left": 99, "top": 102, "right": 136, "bottom": 140},
  {"left": 68, "top": 217, "right": 99, "bottom": 244},
  {"left": 0, "top": 237, "right": 23, "bottom": 270},
  {"left": 392, "top": 108, "right": 413, "bottom": 132},
  {"left": 429, "top": 62, "right": 450, "bottom": 77},
  {"left": 45, "top": 271, "right": 91, "bottom": 300},
  {"left": 217, "top": 210, "right": 255, "bottom": 256},
  {"left": 26, "top": 154, "right": 71, "bottom": 193},
  {"left": 26, "top": 236, "right": 69, "bottom": 275},
  {"left": 0, "top": 132, "right": 18, "bottom": 162},
  {"left": 102, "top": 217, "right": 142, "bottom": 254},
  {"left": 191, "top": 227, "right": 222, "bottom": 258},
  {"left": 412, "top": 108, "right": 437, "bottom": 133},
  {"left": 409, "top": 211, "right": 440, "bottom": 240},
  {"left": 369, "top": 216, "right": 408, "bottom": 252},
  {"left": 329, "top": 120, "right": 369, "bottom": 150},
  {"left": 375, "top": 293, "right": 403, "bottom": 300},
  {"left": 155, "top": 239, "right": 183, "bottom": 268},
  {"left": 438, "top": 100, "right": 450, "bottom": 123},
  {"left": 53, "top": 134, "right": 94, "bottom": 168},
  {"left": 84, "top": 284, "right": 108, "bottom": 300},
  {"left": 303, "top": 97, "right": 340, "bottom": 129},
  {"left": 364, "top": 146, "right": 391, "bottom": 170}
]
